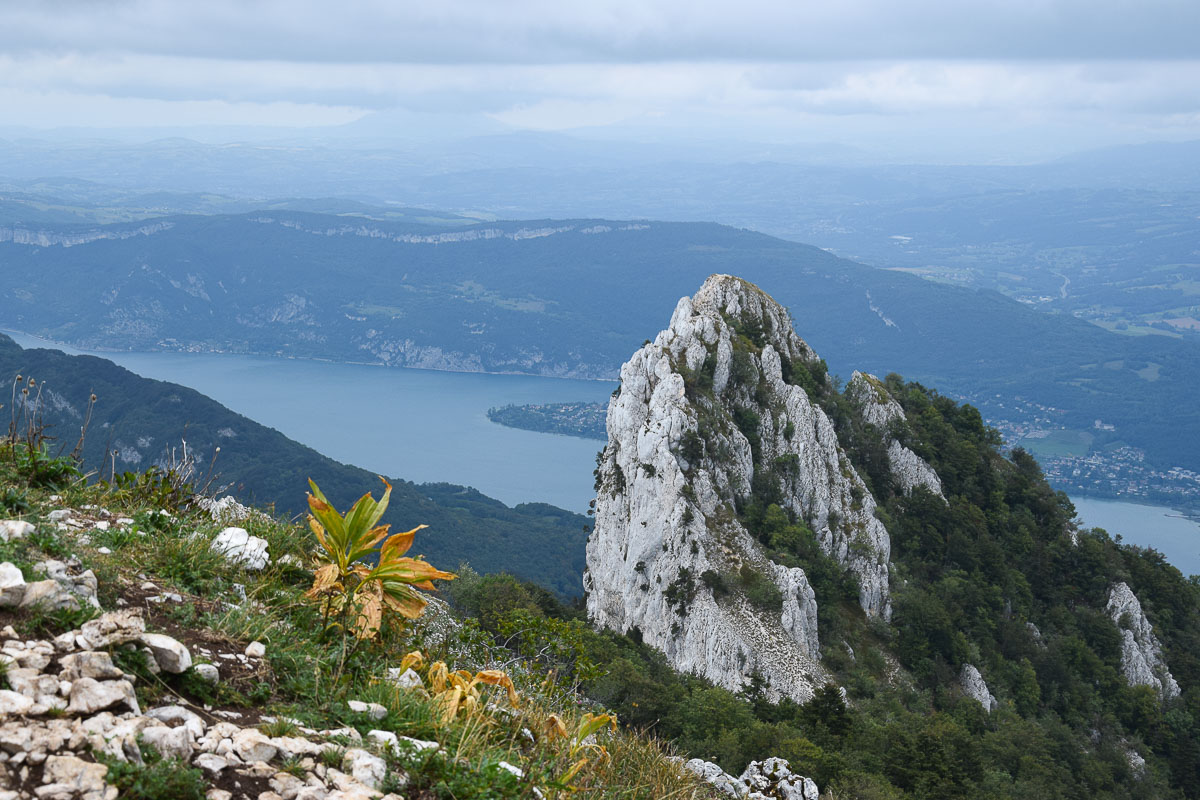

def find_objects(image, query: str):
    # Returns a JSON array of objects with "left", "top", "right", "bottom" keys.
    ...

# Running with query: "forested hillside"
[
  {"left": 455, "top": 371, "right": 1200, "bottom": 799},
  {"left": 0, "top": 334, "right": 588, "bottom": 595},
  {"left": 2, "top": 213, "right": 1197, "bottom": 482}
]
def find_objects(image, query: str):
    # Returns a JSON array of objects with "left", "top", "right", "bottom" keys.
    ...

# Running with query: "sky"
[{"left": 2, "top": 0, "right": 1199, "bottom": 161}]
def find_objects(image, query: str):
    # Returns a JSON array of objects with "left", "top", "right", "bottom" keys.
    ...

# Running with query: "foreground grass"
[{"left": 0, "top": 446, "right": 716, "bottom": 799}]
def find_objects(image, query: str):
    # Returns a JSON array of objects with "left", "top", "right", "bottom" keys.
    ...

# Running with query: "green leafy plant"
[
  {"left": 102, "top": 467, "right": 194, "bottom": 513},
  {"left": 13, "top": 442, "right": 80, "bottom": 489},
  {"left": 544, "top": 711, "right": 618, "bottom": 790},
  {"left": 0, "top": 486, "right": 28, "bottom": 514},
  {"left": 305, "top": 478, "right": 455, "bottom": 682}
]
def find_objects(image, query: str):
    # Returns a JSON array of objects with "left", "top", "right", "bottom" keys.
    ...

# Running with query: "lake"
[
  {"left": 8, "top": 331, "right": 1200, "bottom": 576},
  {"left": 1070, "top": 496, "right": 1200, "bottom": 577},
  {"left": 4, "top": 331, "right": 616, "bottom": 515}
]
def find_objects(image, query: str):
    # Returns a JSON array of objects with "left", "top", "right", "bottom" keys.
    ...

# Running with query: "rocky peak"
[{"left": 585, "top": 275, "right": 900, "bottom": 701}]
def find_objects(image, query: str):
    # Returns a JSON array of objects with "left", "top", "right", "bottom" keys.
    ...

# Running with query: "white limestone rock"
[
  {"left": 193, "top": 663, "right": 220, "bottom": 684},
  {"left": 397, "top": 735, "right": 440, "bottom": 754},
  {"left": 682, "top": 759, "right": 747, "bottom": 797},
  {"left": 342, "top": 748, "right": 387, "bottom": 790},
  {"left": 193, "top": 752, "right": 230, "bottom": 776},
  {"left": 846, "top": 371, "right": 945, "bottom": 500},
  {"left": 140, "top": 633, "right": 193, "bottom": 674},
  {"left": 0, "top": 520, "right": 34, "bottom": 542},
  {"left": 66, "top": 678, "right": 140, "bottom": 715},
  {"left": 587, "top": 275, "right": 892, "bottom": 701},
  {"left": 58, "top": 652, "right": 125, "bottom": 682},
  {"left": 1107, "top": 582, "right": 1180, "bottom": 698},
  {"left": 196, "top": 495, "right": 267, "bottom": 526},
  {"left": 960, "top": 663, "right": 998, "bottom": 712},
  {"left": 212, "top": 527, "right": 271, "bottom": 570},
  {"left": 348, "top": 700, "right": 388, "bottom": 720},
  {"left": 79, "top": 609, "right": 146, "bottom": 649},
  {"left": 232, "top": 728, "right": 278, "bottom": 763},
  {"left": 34, "top": 560, "right": 100, "bottom": 608},
  {"left": 0, "top": 562, "right": 25, "bottom": 607},
  {"left": 18, "top": 579, "right": 79, "bottom": 611},
  {"left": 145, "top": 705, "right": 206, "bottom": 739},
  {"left": 140, "top": 724, "right": 194, "bottom": 760},
  {"left": 0, "top": 689, "right": 34, "bottom": 715},
  {"left": 388, "top": 667, "right": 422, "bottom": 690},
  {"left": 367, "top": 729, "right": 399, "bottom": 750},
  {"left": 740, "top": 757, "right": 820, "bottom": 800},
  {"left": 43, "top": 754, "right": 113, "bottom": 799}
]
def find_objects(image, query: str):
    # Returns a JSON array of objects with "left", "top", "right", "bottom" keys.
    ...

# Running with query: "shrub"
[
  {"left": 701, "top": 569, "right": 730, "bottom": 598},
  {"left": 679, "top": 430, "right": 704, "bottom": 464},
  {"left": 13, "top": 443, "right": 80, "bottom": 489},
  {"left": 1, "top": 486, "right": 28, "bottom": 514},
  {"left": 664, "top": 569, "right": 697, "bottom": 615},
  {"left": 739, "top": 565, "right": 783, "bottom": 613}
]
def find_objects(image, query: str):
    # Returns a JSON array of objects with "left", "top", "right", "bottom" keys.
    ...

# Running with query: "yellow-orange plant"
[
  {"left": 543, "top": 711, "right": 617, "bottom": 789},
  {"left": 305, "top": 478, "right": 455, "bottom": 685},
  {"left": 392, "top": 650, "right": 520, "bottom": 725}
]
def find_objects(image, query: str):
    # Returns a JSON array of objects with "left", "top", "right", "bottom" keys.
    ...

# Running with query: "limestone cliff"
[
  {"left": 846, "top": 371, "right": 945, "bottom": 500},
  {"left": 1107, "top": 582, "right": 1180, "bottom": 699},
  {"left": 586, "top": 275, "right": 909, "bottom": 701}
]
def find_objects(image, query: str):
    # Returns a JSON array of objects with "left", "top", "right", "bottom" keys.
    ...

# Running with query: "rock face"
[
  {"left": 1107, "top": 582, "right": 1180, "bottom": 699},
  {"left": 846, "top": 372, "right": 945, "bottom": 500},
  {"left": 960, "top": 664, "right": 998, "bottom": 712},
  {"left": 586, "top": 275, "right": 900, "bottom": 701}
]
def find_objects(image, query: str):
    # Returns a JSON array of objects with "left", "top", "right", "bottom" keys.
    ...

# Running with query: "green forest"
[{"left": 447, "top": 375, "right": 1200, "bottom": 799}]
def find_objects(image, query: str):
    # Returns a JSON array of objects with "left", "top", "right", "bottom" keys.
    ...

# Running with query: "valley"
[{"left": 3, "top": 210, "right": 1199, "bottom": 503}]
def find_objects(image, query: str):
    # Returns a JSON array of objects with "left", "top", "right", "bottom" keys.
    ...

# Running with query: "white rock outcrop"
[
  {"left": 139, "top": 632, "right": 193, "bottom": 674},
  {"left": 1107, "top": 582, "right": 1180, "bottom": 698},
  {"left": 846, "top": 371, "right": 945, "bottom": 500},
  {"left": 0, "top": 562, "right": 25, "bottom": 607},
  {"left": 0, "top": 520, "right": 34, "bottom": 542},
  {"left": 683, "top": 756, "right": 820, "bottom": 799},
  {"left": 960, "top": 663, "right": 998, "bottom": 712},
  {"left": 587, "top": 275, "right": 901, "bottom": 701}
]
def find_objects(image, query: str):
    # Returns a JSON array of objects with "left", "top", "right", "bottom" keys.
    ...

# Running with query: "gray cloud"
[
  {"left": 4, "top": 0, "right": 1200, "bottom": 62},
  {"left": 1, "top": 0, "right": 1197, "bottom": 159}
]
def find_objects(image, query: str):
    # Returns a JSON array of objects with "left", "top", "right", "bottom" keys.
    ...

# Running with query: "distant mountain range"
[
  {"left": 1, "top": 211, "right": 1197, "bottom": 482},
  {"left": 0, "top": 334, "right": 589, "bottom": 596}
]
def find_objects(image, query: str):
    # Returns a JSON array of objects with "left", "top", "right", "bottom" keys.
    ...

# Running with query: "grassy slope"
[{"left": 0, "top": 452, "right": 711, "bottom": 799}]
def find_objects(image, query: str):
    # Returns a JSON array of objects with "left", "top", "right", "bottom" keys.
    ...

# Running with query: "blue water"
[
  {"left": 8, "top": 331, "right": 1199, "bottom": 575},
  {"left": 4, "top": 331, "right": 615, "bottom": 515},
  {"left": 1070, "top": 496, "right": 1200, "bottom": 577}
]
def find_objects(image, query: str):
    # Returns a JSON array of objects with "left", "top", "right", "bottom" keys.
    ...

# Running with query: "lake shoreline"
[{"left": 1, "top": 328, "right": 620, "bottom": 383}]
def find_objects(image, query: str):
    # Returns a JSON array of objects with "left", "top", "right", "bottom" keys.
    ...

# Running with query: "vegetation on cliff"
[{"left": 465, "top": 371, "right": 1200, "bottom": 799}]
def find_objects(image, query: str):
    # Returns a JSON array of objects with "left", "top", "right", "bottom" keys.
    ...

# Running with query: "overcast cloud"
[{"left": 2, "top": 0, "right": 1198, "bottom": 159}]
